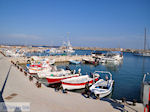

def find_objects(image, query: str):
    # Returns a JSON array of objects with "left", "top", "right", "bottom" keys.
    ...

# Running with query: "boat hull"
[
  {"left": 46, "top": 74, "right": 79, "bottom": 84},
  {"left": 90, "top": 80, "right": 114, "bottom": 98},
  {"left": 62, "top": 77, "right": 99, "bottom": 90}
]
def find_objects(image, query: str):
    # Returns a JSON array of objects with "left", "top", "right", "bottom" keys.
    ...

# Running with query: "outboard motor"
[
  {"left": 65, "top": 66, "right": 70, "bottom": 70},
  {"left": 89, "top": 72, "right": 93, "bottom": 78},
  {"left": 78, "top": 68, "right": 81, "bottom": 75}
]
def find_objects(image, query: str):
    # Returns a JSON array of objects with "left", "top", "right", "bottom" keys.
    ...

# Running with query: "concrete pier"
[
  {"left": 0, "top": 53, "right": 144, "bottom": 112},
  {"left": 8, "top": 55, "right": 91, "bottom": 64}
]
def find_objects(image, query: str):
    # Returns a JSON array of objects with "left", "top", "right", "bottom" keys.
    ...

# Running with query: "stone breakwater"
[{"left": 73, "top": 47, "right": 150, "bottom": 53}]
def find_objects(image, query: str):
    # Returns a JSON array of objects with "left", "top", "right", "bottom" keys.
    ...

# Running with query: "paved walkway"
[{"left": 0, "top": 53, "right": 144, "bottom": 112}]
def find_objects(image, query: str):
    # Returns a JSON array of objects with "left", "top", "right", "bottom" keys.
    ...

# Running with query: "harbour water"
[{"left": 54, "top": 50, "right": 150, "bottom": 102}]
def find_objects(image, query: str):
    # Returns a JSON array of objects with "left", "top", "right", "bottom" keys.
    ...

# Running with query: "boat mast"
[
  {"left": 67, "top": 32, "right": 70, "bottom": 49},
  {"left": 144, "top": 28, "right": 147, "bottom": 51}
]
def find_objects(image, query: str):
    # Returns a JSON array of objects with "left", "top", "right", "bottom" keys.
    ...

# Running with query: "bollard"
[
  {"left": 29, "top": 76, "right": 33, "bottom": 81},
  {"left": 122, "top": 97, "right": 126, "bottom": 103},
  {"left": 11, "top": 61, "right": 14, "bottom": 64},
  {"left": 36, "top": 81, "right": 41, "bottom": 88},
  {"left": 133, "top": 99, "right": 136, "bottom": 106},
  {"left": 38, "top": 83, "right": 41, "bottom": 88},
  {"left": 24, "top": 71, "right": 27, "bottom": 76},
  {"left": 36, "top": 81, "right": 39, "bottom": 87},
  {"left": 20, "top": 68, "right": 23, "bottom": 72},
  {"left": 37, "top": 82, "right": 41, "bottom": 88}
]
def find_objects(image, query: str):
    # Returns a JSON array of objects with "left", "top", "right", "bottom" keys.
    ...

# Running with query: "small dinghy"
[
  {"left": 61, "top": 73, "right": 99, "bottom": 90},
  {"left": 90, "top": 71, "right": 114, "bottom": 98},
  {"left": 69, "top": 60, "right": 81, "bottom": 64}
]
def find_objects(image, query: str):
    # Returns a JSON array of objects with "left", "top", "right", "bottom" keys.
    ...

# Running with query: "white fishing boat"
[
  {"left": 49, "top": 40, "right": 75, "bottom": 55},
  {"left": 98, "top": 51, "right": 123, "bottom": 65},
  {"left": 27, "top": 64, "right": 51, "bottom": 74},
  {"left": 37, "top": 68, "right": 71, "bottom": 78},
  {"left": 90, "top": 71, "right": 114, "bottom": 98},
  {"left": 5, "top": 49, "right": 20, "bottom": 57},
  {"left": 105, "top": 51, "right": 123, "bottom": 60},
  {"left": 64, "top": 41, "right": 75, "bottom": 53},
  {"left": 61, "top": 73, "right": 99, "bottom": 90},
  {"left": 142, "top": 52, "right": 150, "bottom": 57},
  {"left": 26, "top": 57, "right": 55, "bottom": 74},
  {"left": 45, "top": 72, "right": 80, "bottom": 84}
]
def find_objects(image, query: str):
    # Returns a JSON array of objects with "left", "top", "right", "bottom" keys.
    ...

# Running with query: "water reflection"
[{"left": 100, "top": 60, "right": 123, "bottom": 72}]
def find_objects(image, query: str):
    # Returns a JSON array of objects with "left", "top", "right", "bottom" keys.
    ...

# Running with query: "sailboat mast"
[{"left": 144, "top": 28, "right": 146, "bottom": 51}]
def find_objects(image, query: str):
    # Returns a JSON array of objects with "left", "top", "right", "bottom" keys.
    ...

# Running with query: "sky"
[{"left": 0, "top": 0, "right": 150, "bottom": 49}]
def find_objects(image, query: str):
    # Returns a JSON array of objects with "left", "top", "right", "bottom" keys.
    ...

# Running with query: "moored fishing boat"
[
  {"left": 37, "top": 68, "right": 71, "bottom": 78},
  {"left": 46, "top": 73, "right": 80, "bottom": 84},
  {"left": 26, "top": 58, "right": 54, "bottom": 74},
  {"left": 90, "top": 71, "right": 114, "bottom": 98},
  {"left": 61, "top": 73, "right": 99, "bottom": 90}
]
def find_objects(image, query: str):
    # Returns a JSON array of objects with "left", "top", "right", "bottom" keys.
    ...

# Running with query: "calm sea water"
[
  {"left": 55, "top": 50, "right": 150, "bottom": 102},
  {"left": 25, "top": 50, "right": 150, "bottom": 102}
]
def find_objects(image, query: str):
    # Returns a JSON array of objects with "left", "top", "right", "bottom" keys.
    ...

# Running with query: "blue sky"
[{"left": 0, "top": 0, "right": 150, "bottom": 49}]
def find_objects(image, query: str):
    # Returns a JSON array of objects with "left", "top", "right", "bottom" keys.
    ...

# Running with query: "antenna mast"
[
  {"left": 144, "top": 28, "right": 146, "bottom": 51},
  {"left": 67, "top": 32, "right": 70, "bottom": 42}
]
